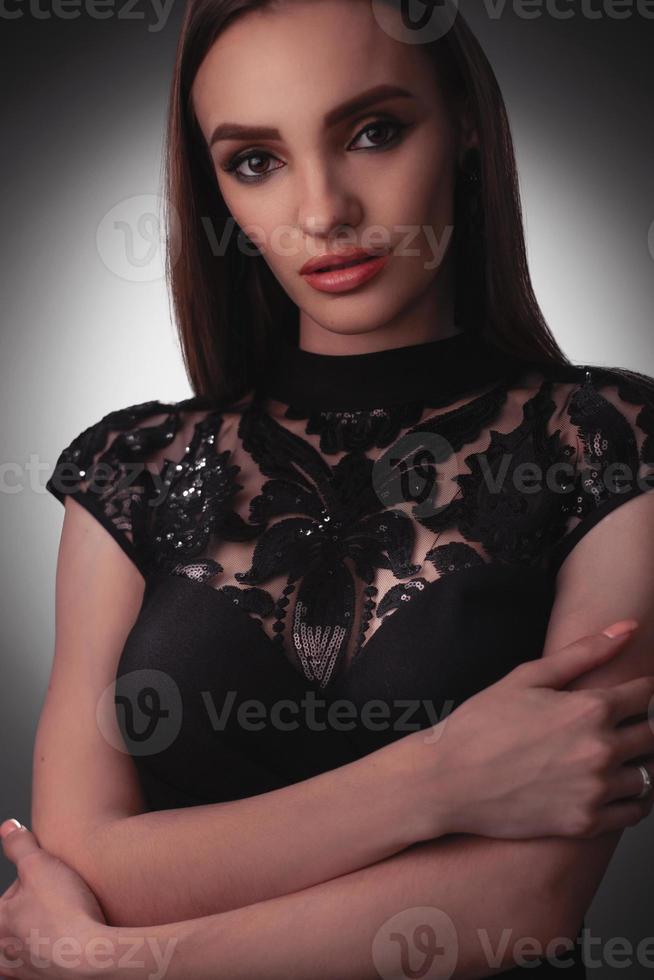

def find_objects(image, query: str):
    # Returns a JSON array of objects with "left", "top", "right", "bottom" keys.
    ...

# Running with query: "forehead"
[{"left": 191, "top": 0, "right": 438, "bottom": 136}]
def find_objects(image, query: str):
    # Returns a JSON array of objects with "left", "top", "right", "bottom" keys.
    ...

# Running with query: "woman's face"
[{"left": 191, "top": 0, "right": 473, "bottom": 352}]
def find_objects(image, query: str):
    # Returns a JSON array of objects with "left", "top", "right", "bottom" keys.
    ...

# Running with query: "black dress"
[{"left": 45, "top": 328, "right": 654, "bottom": 978}]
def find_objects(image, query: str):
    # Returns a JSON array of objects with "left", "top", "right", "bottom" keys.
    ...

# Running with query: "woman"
[{"left": 2, "top": 0, "right": 654, "bottom": 977}]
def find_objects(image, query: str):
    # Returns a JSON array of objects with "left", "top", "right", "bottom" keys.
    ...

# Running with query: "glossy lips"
[{"left": 300, "top": 250, "right": 390, "bottom": 293}]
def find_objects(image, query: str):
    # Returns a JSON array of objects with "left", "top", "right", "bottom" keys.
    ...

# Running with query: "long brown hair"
[{"left": 162, "top": 0, "right": 650, "bottom": 407}]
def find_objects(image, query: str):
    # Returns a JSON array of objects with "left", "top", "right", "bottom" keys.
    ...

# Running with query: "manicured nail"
[
  {"left": 0, "top": 819, "right": 23, "bottom": 837},
  {"left": 602, "top": 619, "right": 639, "bottom": 638}
]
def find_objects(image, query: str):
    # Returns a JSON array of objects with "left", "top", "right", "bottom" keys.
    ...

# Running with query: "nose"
[{"left": 296, "top": 165, "right": 362, "bottom": 243}]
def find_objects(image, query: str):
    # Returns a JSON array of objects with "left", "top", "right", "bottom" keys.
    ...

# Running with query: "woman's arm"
[
  {"left": 44, "top": 608, "right": 638, "bottom": 935},
  {"left": 88, "top": 833, "right": 575, "bottom": 980},
  {"left": 73, "top": 729, "right": 439, "bottom": 927},
  {"left": 519, "top": 490, "right": 654, "bottom": 935}
]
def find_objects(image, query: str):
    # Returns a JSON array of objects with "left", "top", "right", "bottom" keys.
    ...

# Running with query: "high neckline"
[{"left": 258, "top": 327, "right": 524, "bottom": 411}]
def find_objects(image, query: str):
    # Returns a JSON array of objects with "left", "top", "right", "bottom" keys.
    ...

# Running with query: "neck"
[{"left": 259, "top": 322, "right": 524, "bottom": 412}]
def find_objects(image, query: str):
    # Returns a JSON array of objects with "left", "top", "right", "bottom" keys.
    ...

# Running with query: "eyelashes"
[{"left": 221, "top": 116, "right": 410, "bottom": 185}]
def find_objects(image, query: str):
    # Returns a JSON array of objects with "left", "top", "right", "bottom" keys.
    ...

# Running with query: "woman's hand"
[
  {"left": 415, "top": 619, "right": 654, "bottom": 841},
  {"left": 0, "top": 820, "right": 110, "bottom": 980}
]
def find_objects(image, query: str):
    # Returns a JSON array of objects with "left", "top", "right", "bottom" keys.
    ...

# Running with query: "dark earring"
[{"left": 453, "top": 146, "right": 486, "bottom": 334}]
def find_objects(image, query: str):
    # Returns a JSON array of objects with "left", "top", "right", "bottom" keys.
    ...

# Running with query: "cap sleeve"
[
  {"left": 45, "top": 399, "right": 193, "bottom": 578},
  {"left": 547, "top": 365, "right": 654, "bottom": 575}
]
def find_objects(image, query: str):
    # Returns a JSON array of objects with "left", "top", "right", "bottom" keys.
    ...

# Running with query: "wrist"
[
  {"left": 79, "top": 921, "right": 184, "bottom": 980},
  {"left": 74, "top": 921, "right": 117, "bottom": 980},
  {"left": 398, "top": 723, "right": 460, "bottom": 841}
]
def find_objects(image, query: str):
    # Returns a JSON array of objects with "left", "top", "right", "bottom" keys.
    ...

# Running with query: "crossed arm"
[
  {"left": 99, "top": 832, "right": 608, "bottom": 980},
  {"left": 34, "top": 493, "right": 654, "bottom": 977}
]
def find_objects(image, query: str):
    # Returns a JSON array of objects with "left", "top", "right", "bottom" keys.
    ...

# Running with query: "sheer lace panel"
[
  {"left": 543, "top": 366, "right": 654, "bottom": 572},
  {"left": 46, "top": 364, "right": 654, "bottom": 689},
  {"left": 44, "top": 399, "right": 213, "bottom": 578}
]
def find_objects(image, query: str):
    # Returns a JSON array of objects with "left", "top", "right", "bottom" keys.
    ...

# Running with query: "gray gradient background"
[{"left": 2, "top": 0, "right": 653, "bottom": 973}]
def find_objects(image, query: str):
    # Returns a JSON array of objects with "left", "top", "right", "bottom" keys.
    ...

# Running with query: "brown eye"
[
  {"left": 224, "top": 150, "right": 284, "bottom": 183},
  {"left": 355, "top": 122, "right": 394, "bottom": 147},
  {"left": 242, "top": 154, "right": 271, "bottom": 176},
  {"left": 349, "top": 117, "right": 407, "bottom": 152}
]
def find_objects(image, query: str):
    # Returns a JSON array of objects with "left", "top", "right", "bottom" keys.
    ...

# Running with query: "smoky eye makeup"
[{"left": 217, "top": 113, "right": 412, "bottom": 184}]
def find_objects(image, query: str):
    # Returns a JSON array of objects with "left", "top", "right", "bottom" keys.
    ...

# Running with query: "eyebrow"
[{"left": 207, "top": 83, "right": 415, "bottom": 148}]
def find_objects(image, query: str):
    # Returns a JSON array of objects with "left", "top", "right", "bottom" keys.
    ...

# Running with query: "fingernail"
[
  {"left": 602, "top": 619, "right": 639, "bottom": 638},
  {"left": 0, "top": 819, "right": 23, "bottom": 838}
]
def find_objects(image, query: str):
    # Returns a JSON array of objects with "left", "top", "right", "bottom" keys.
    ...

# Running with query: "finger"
[
  {"left": 512, "top": 625, "right": 639, "bottom": 690},
  {"left": 586, "top": 797, "right": 653, "bottom": 836},
  {"left": 0, "top": 823, "right": 41, "bottom": 870},
  {"left": 604, "top": 758, "right": 654, "bottom": 803},
  {"left": 609, "top": 675, "right": 654, "bottom": 725},
  {"left": 0, "top": 823, "right": 22, "bottom": 841},
  {"left": 612, "top": 720, "right": 654, "bottom": 763}
]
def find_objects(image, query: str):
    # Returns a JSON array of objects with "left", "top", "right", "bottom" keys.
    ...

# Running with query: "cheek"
[
  {"left": 396, "top": 153, "right": 455, "bottom": 277},
  {"left": 358, "top": 141, "right": 455, "bottom": 255},
  {"left": 215, "top": 177, "right": 278, "bottom": 253}
]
